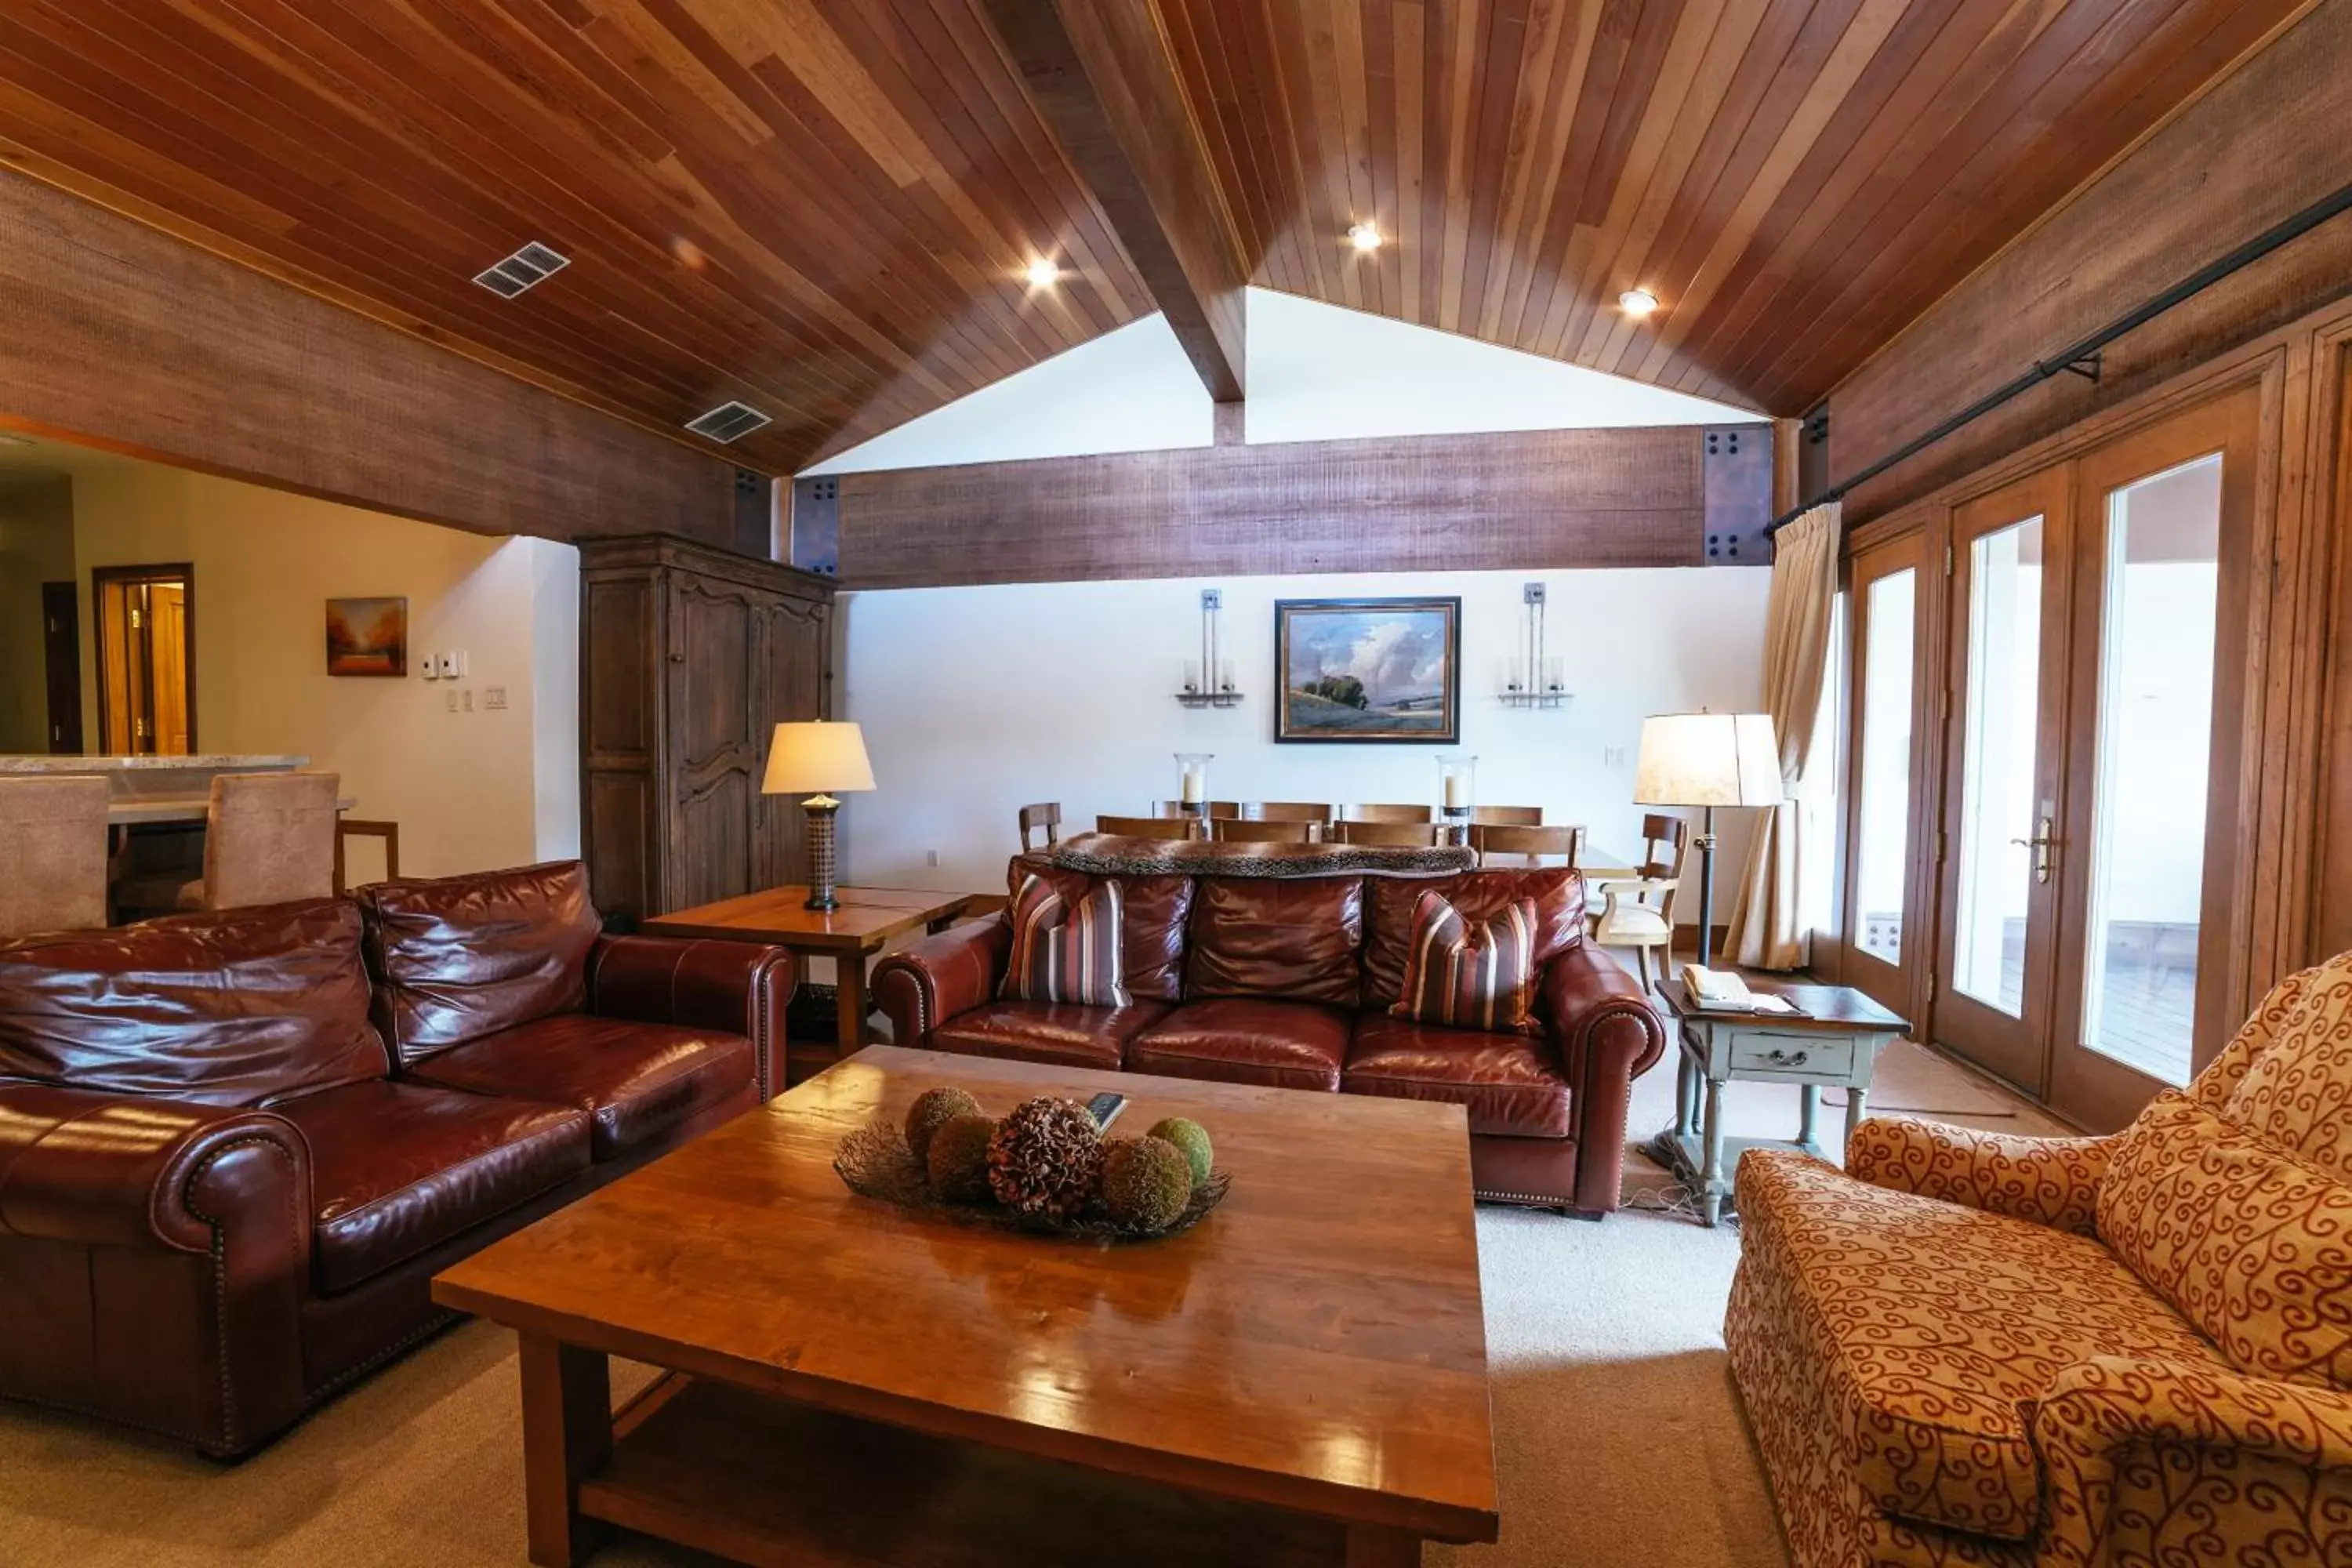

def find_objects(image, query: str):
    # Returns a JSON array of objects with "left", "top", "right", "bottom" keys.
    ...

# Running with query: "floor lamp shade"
[
  {"left": 761, "top": 722, "right": 874, "bottom": 912},
  {"left": 1631, "top": 713, "right": 1781, "bottom": 971}
]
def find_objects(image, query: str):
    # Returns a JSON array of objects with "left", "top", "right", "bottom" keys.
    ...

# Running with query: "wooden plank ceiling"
[{"left": 0, "top": 0, "right": 2307, "bottom": 474}]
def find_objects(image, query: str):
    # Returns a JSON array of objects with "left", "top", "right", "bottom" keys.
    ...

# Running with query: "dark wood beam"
[
  {"left": 811, "top": 425, "right": 1769, "bottom": 589},
  {"left": 0, "top": 172, "right": 739, "bottom": 547},
  {"left": 985, "top": 0, "right": 1246, "bottom": 401}
]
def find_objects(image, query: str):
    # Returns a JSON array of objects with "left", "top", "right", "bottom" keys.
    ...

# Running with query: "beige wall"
[
  {"left": 0, "top": 477, "right": 74, "bottom": 753},
  {"left": 67, "top": 463, "right": 579, "bottom": 878}
]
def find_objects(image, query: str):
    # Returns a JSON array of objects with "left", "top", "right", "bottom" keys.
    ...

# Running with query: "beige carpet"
[{"left": 0, "top": 1040, "right": 2055, "bottom": 1567}]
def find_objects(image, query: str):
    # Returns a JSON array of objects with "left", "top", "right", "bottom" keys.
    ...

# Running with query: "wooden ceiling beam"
[{"left": 984, "top": 0, "right": 1246, "bottom": 401}]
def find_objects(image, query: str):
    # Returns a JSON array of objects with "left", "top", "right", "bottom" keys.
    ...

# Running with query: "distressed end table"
[{"left": 1646, "top": 979, "right": 1909, "bottom": 1226}]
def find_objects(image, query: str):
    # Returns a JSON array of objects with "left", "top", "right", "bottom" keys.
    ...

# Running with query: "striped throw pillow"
[
  {"left": 1000, "top": 873, "right": 1129, "bottom": 1008},
  {"left": 1392, "top": 888, "right": 1538, "bottom": 1031}
]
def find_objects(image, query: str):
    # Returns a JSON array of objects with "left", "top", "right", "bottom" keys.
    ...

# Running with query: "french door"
[{"left": 1925, "top": 391, "right": 2256, "bottom": 1125}]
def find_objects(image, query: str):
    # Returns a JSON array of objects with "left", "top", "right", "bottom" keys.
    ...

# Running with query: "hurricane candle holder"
[
  {"left": 1436, "top": 755, "right": 1478, "bottom": 846},
  {"left": 1175, "top": 753, "right": 1214, "bottom": 837}
]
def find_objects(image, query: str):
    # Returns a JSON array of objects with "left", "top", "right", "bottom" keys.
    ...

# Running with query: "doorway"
[
  {"left": 92, "top": 563, "right": 196, "bottom": 755},
  {"left": 40, "top": 581, "right": 82, "bottom": 753}
]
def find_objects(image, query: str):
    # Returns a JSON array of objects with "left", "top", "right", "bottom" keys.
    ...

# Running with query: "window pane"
[
  {"left": 2082, "top": 454, "right": 2221, "bottom": 1084},
  {"left": 1954, "top": 517, "right": 2043, "bottom": 1015},
  {"left": 1853, "top": 570, "right": 1915, "bottom": 963}
]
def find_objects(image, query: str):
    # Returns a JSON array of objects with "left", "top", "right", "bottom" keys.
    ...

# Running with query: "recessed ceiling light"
[
  {"left": 1619, "top": 287, "right": 1661, "bottom": 318},
  {"left": 1347, "top": 222, "right": 1381, "bottom": 252},
  {"left": 1023, "top": 257, "right": 1061, "bottom": 289}
]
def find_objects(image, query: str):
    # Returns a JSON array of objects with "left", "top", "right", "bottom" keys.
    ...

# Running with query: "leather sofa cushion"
[
  {"left": 1129, "top": 998, "right": 1352, "bottom": 1092},
  {"left": 1362, "top": 869, "right": 1587, "bottom": 1012},
  {"left": 361, "top": 860, "right": 600, "bottom": 1065},
  {"left": 274, "top": 1080, "right": 590, "bottom": 1294},
  {"left": 406, "top": 1015, "right": 755, "bottom": 1161},
  {"left": 1343, "top": 1014, "right": 1571, "bottom": 1137},
  {"left": 1182, "top": 877, "right": 1363, "bottom": 1006},
  {"left": 1007, "top": 855, "right": 1192, "bottom": 1002},
  {"left": 933, "top": 999, "right": 1171, "bottom": 1073},
  {"left": 0, "top": 898, "right": 387, "bottom": 1107}
]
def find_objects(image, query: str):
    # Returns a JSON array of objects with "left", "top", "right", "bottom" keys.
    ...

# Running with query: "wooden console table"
[{"left": 1648, "top": 979, "right": 1909, "bottom": 1226}]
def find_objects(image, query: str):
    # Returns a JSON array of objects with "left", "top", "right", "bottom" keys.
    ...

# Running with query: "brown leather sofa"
[
  {"left": 874, "top": 857, "right": 1664, "bottom": 1214},
  {"left": 0, "top": 860, "right": 790, "bottom": 1457}
]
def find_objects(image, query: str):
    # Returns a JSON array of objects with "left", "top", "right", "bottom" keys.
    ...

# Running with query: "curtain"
[{"left": 1727, "top": 502, "right": 1839, "bottom": 970}]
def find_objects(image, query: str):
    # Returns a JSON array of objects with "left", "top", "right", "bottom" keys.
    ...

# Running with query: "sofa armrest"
[
  {"left": 587, "top": 935, "right": 795, "bottom": 1100},
  {"left": 1540, "top": 942, "right": 1667, "bottom": 1213},
  {"left": 1846, "top": 1116, "right": 2114, "bottom": 1236},
  {"left": 873, "top": 917, "right": 1011, "bottom": 1044},
  {"left": 2031, "top": 1356, "right": 2352, "bottom": 1567}
]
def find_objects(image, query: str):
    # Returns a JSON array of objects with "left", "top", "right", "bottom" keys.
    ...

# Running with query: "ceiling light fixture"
[
  {"left": 1023, "top": 257, "right": 1061, "bottom": 289},
  {"left": 1619, "top": 287, "right": 1661, "bottom": 318},
  {"left": 1347, "top": 222, "right": 1381, "bottom": 252}
]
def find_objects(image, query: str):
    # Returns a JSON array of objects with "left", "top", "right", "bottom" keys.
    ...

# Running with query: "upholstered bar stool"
[
  {"left": 0, "top": 775, "right": 111, "bottom": 938},
  {"left": 120, "top": 771, "right": 343, "bottom": 913}
]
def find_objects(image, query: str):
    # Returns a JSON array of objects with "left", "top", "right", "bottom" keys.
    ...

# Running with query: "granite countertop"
[{"left": 0, "top": 754, "right": 310, "bottom": 773}]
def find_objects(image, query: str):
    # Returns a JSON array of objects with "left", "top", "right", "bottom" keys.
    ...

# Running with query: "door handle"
[{"left": 2009, "top": 816, "right": 2056, "bottom": 884}]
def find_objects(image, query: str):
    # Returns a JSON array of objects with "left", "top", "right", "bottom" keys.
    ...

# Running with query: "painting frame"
[
  {"left": 325, "top": 596, "right": 409, "bottom": 677},
  {"left": 1274, "top": 595, "right": 1461, "bottom": 744}
]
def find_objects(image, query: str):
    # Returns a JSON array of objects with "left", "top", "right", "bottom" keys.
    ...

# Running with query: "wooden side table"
[
  {"left": 1647, "top": 979, "right": 1909, "bottom": 1226},
  {"left": 644, "top": 885, "right": 974, "bottom": 1084}
]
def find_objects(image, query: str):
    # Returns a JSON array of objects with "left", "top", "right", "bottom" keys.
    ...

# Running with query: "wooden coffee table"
[{"left": 434, "top": 1047, "right": 1498, "bottom": 1567}]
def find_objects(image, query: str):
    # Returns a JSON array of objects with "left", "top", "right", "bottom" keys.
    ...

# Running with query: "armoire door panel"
[
  {"left": 583, "top": 579, "right": 652, "bottom": 760},
  {"left": 673, "top": 771, "right": 755, "bottom": 911}
]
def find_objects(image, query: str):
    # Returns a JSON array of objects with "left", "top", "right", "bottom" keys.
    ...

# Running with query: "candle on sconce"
[
  {"left": 1543, "top": 656, "right": 1564, "bottom": 695},
  {"left": 1217, "top": 659, "right": 1235, "bottom": 694},
  {"left": 1182, "top": 660, "right": 1200, "bottom": 694}
]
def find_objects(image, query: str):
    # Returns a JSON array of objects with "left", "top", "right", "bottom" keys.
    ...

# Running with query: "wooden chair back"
[
  {"left": 333, "top": 818, "right": 401, "bottom": 895},
  {"left": 203, "top": 771, "right": 339, "bottom": 909},
  {"left": 1338, "top": 803, "right": 1432, "bottom": 823},
  {"left": 1639, "top": 812, "right": 1692, "bottom": 881},
  {"left": 1472, "top": 804, "right": 1543, "bottom": 826},
  {"left": 1241, "top": 801, "right": 1331, "bottom": 823},
  {"left": 1331, "top": 819, "right": 1437, "bottom": 848},
  {"left": 1156, "top": 800, "right": 1240, "bottom": 818},
  {"left": 1017, "top": 802, "right": 1061, "bottom": 851},
  {"left": 1471, "top": 822, "right": 1586, "bottom": 868},
  {"left": 1213, "top": 818, "right": 1315, "bottom": 844},
  {"left": 0, "top": 775, "right": 110, "bottom": 938},
  {"left": 1095, "top": 814, "right": 1193, "bottom": 840}
]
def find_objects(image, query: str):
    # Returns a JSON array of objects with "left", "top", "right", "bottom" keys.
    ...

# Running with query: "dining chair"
[
  {"left": 1331, "top": 819, "right": 1438, "bottom": 848},
  {"left": 334, "top": 818, "right": 402, "bottom": 894},
  {"left": 1240, "top": 801, "right": 1331, "bottom": 822},
  {"left": 1096, "top": 814, "right": 1195, "bottom": 840},
  {"left": 1338, "top": 803, "right": 1432, "bottom": 823},
  {"left": 1472, "top": 804, "right": 1544, "bottom": 826},
  {"left": 1017, "top": 801, "right": 1061, "bottom": 851},
  {"left": 1212, "top": 818, "right": 1315, "bottom": 844},
  {"left": 1590, "top": 812, "right": 1691, "bottom": 991},
  {"left": 1472, "top": 822, "right": 1586, "bottom": 868},
  {"left": 0, "top": 775, "right": 111, "bottom": 938},
  {"left": 1155, "top": 800, "right": 1240, "bottom": 818}
]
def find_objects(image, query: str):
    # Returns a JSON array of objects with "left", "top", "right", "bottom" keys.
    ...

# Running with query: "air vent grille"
[
  {"left": 684, "top": 401, "right": 772, "bottom": 443},
  {"left": 473, "top": 241, "right": 570, "bottom": 298}
]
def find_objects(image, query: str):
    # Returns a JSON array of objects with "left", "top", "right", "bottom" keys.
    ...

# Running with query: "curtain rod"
[{"left": 1762, "top": 177, "right": 2352, "bottom": 538}]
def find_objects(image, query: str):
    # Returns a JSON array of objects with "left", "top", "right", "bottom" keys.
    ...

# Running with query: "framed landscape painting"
[
  {"left": 325, "top": 596, "right": 408, "bottom": 677},
  {"left": 1275, "top": 596, "right": 1461, "bottom": 743}
]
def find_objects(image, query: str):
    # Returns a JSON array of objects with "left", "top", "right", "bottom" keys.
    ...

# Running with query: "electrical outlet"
[
  {"left": 445, "top": 689, "right": 459, "bottom": 713},
  {"left": 483, "top": 685, "right": 508, "bottom": 710}
]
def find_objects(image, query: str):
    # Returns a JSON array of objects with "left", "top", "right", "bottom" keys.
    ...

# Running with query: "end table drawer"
[{"left": 1729, "top": 1034, "right": 1854, "bottom": 1078}]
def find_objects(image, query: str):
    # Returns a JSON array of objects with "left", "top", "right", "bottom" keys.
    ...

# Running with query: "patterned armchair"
[{"left": 1724, "top": 954, "right": 2352, "bottom": 1568}]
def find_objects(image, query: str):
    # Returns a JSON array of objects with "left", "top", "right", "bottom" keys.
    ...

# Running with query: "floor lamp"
[
  {"left": 761, "top": 721, "right": 876, "bottom": 912},
  {"left": 1632, "top": 712, "right": 1783, "bottom": 971}
]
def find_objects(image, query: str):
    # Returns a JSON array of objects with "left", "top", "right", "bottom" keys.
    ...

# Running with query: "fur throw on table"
[{"left": 1049, "top": 833, "right": 1476, "bottom": 880}]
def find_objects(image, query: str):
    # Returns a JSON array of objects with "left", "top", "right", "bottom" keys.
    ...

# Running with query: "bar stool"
[
  {"left": 0, "top": 776, "right": 111, "bottom": 938},
  {"left": 121, "top": 771, "right": 342, "bottom": 913}
]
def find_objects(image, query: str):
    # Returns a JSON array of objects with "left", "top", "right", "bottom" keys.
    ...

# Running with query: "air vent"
[
  {"left": 472, "top": 241, "right": 570, "bottom": 298},
  {"left": 684, "top": 401, "right": 772, "bottom": 444}
]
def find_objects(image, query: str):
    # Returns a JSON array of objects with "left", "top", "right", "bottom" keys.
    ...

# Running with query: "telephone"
[{"left": 1682, "top": 965, "right": 1797, "bottom": 1014}]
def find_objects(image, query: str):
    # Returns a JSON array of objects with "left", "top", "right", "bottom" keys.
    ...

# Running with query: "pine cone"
[{"left": 986, "top": 1096, "right": 1104, "bottom": 1219}]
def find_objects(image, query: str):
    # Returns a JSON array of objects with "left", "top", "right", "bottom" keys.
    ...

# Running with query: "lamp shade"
[
  {"left": 1633, "top": 712, "right": 1783, "bottom": 808},
  {"left": 760, "top": 721, "right": 875, "bottom": 796}
]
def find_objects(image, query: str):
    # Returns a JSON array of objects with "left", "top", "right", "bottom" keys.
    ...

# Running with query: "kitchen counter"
[{"left": 0, "top": 754, "right": 310, "bottom": 774}]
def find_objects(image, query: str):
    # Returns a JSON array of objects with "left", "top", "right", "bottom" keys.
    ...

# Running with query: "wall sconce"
[
  {"left": 1498, "top": 581, "right": 1569, "bottom": 709},
  {"left": 1177, "top": 588, "right": 1243, "bottom": 709}
]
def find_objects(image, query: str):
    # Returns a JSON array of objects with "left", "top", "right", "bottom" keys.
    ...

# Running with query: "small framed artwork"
[
  {"left": 325, "top": 597, "right": 408, "bottom": 677},
  {"left": 1275, "top": 596, "right": 1461, "bottom": 743}
]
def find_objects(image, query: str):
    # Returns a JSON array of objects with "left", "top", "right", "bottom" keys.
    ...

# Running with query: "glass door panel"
[
  {"left": 1952, "top": 516, "right": 2043, "bottom": 1014},
  {"left": 1853, "top": 569, "right": 1915, "bottom": 964}
]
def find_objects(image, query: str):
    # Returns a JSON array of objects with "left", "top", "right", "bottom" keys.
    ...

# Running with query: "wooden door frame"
[
  {"left": 1836, "top": 527, "right": 1933, "bottom": 1021},
  {"left": 89, "top": 561, "right": 197, "bottom": 755}
]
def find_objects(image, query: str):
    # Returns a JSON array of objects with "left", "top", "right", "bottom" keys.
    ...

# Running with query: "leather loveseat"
[
  {"left": 0, "top": 860, "right": 790, "bottom": 1457},
  {"left": 874, "top": 855, "right": 1664, "bottom": 1214}
]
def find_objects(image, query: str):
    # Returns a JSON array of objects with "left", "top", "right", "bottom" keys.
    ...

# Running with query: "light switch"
[
  {"left": 445, "top": 688, "right": 458, "bottom": 713},
  {"left": 483, "top": 685, "right": 508, "bottom": 710}
]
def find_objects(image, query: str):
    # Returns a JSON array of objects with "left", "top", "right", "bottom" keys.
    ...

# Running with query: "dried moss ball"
[
  {"left": 986, "top": 1096, "right": 1105, "bottom": 1219},
  {"left": 926, "top": 1113, "right": 998, "bottom": 1203},
  {"left": 1100, "top": 1135, "right": 1194, "bottom": 1231},
  {"left": 1145, "top": 1116, "right": 1214, "bottom": 1185},
  {"left": 904, "top": 1085, "right": 982, "bottom": 1164}
]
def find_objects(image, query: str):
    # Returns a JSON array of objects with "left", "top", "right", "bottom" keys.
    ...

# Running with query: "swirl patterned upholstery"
[{"left": 1726, "top": 950, "right": 2352, "bottom": 1568}]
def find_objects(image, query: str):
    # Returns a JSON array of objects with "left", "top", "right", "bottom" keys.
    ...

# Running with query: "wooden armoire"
[{"left": 578, "top": 534, "right": 835, "bottom": 928}]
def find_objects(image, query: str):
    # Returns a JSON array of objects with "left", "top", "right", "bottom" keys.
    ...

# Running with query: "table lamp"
[
  {"left": 1633, "top": 711, "right": 1782, "bottom": 969},
  {"left": 761, "top": 721, "right": 875, "bottom": 912}
]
